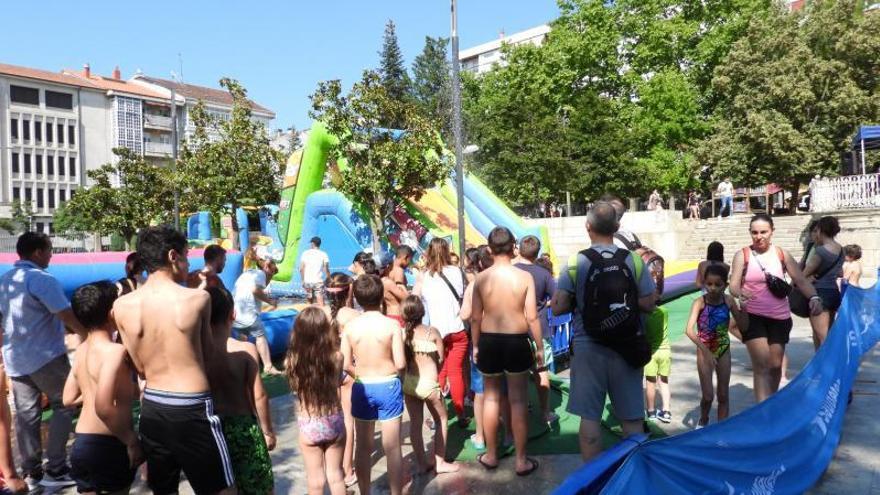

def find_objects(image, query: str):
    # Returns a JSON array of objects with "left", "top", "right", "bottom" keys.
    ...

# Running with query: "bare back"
[
  {"left": 73, "top": 338, "right": 136, "bottom": 435},
  {"left": 343, "top": 311, "right": 404, "bottom": 378},
  {"left": 475, "top": 264, "right": 535, "bottom": 334},
  {"left": 114, "top": 279, "right": 212, "bottom": 393},
  {"left": 208, "top": 340, "right": 256, "bottom": 417},
  {"left": 382, "top": 277, "right": 408, "bottom": 316}
]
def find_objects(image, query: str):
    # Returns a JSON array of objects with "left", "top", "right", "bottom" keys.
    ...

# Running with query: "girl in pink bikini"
[
  {"left": 286, "top": 307, "right": 347, "bottom": 495},
  {"left": 729, "top": 214, "right": 821, "bottom": 403}
]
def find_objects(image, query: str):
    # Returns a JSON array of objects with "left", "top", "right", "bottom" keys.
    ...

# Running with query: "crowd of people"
[{"left": 0, "top": 195, "right": 868, "bottom": 494}]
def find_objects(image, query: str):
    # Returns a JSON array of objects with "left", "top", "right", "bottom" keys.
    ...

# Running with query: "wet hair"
[
  {"left": 395, "top": 245, "right": 414, "bottom": 260},
  {"left": 749, "top": 213, "right": 774, "bottom": 230},
  {"left": 519, "top": 235, "right": 541, "bottom": 261},
  {"left": 204, "top": 245, "right": 226, "bottom": 264},
  {"left": 477, "top": 245, "right": 494, "bottom": 272},
  {"left": 535, "top": 254, "right": 553, "bottom": 274},
  {"left": 124, "top": 252, "right": 144, "bottom": 280},
  {"left": 361, "top": 258, "right": 379, "bottom": 276},
  {"left": 353, "top": 274, "right": 383, "bottom": 309},
  {"left": 402, "top": 295, "right": 426, "bottom": 365},
  {"left": 704, "top": 264, "right": 729, "bottom": 284},
  {"left": 206, "top": 286, "right": 234, "bottom": 326},
  {"left": 72, "top": 281, "right": 118, "bottom": 329},
  {"left": 464, "top": 247, "right": 480, "bottom": 273},
  {"left": 137, "top": 226, "right": 187, "bottom": 273},
  {"left": 310, "top": 236, "right": 322, "bottom": 247},
  {"left": 843, "top": 244, "right": 862, "bottom": 260},
  {"left": 587, "top": 201, "right": 620, "bottom": 236},
  {"left": 706, "top": 241, "right": 724, "bottom": 263},
  {"left": 286, "top": 306, "right": 340, "bottom": 416},
  {"left": 16, "top": 231, "right": 51, "bottom": 258},
  {"left": 425, "top": 238, "right": 452, "bottom": 275},
  {"left": 815, "top": 216, "right": 840, "bottom": 238},
  {"left": 488, "top": 226, "right": 515, "bottom": 256},
  {"left": 327, "top": 272, "right": 353, "bottom": 320}
]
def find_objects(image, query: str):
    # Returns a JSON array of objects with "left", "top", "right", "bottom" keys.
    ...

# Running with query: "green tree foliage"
[
  {"left": 53, "top": 148, "right": 173, "bottom": 248},
  {"left": 0, "top": 200, "right": 36, "bottom": 234},
  {"left": 697, "top": 1, "right": 880, "bottom": 208},
  {"left": 412, "top": 36, "right": 452, "bottom": 140},
  {"left": 287, "top": 125, "right": 302, "bottom": 152},
  {"left": 310, "top": 70, "right": 448, "bottom": 252},
  {"left": 378, "top": 19, "right": 412, "bottom": 127},
  {"left": 178, "top": 78, "right": 283, "bottom": 249}
]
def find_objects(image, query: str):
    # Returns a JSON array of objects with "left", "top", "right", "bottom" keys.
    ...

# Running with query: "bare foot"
[
  {"left": 264, "top": 367, "right": 284, "bottom": 376},
  {"left": 435, "top": 460, "right": 460, "bottom": 474}
]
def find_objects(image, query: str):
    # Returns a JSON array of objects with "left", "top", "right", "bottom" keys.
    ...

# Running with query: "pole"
[
  {"left": 861, "top": 138, "right": 866, "bottom": 175},
  {"left": 170, "top": 88, "right": 180, "bottom": 231},
  {"left": 450, "top": 0, "right": 466, "bottom": 265}
]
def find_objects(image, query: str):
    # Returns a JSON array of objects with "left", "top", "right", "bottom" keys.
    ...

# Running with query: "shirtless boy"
[
  {"left": 114, "top": 226, "right": 236, "bottom": 495},
  {"left": 188, "top": 245, "right": 227, "bottom": 290},
  {"left": 378, "top": 251, "right": 408, "bottom": 328},
  {"left": 206, "top": 287, "right": 275, "bottom": 495},
  {"left": 341, "top": 275, "right": 406, "bottom": 495},
  {"left": 63, "top": 281, "right": 142, "bottom": 494},
  {"left": 471, "top": 227, "right": 543, "bottom": 477},
  {"left": 388, "top": 246, "right": 413, "bottom": 286}
]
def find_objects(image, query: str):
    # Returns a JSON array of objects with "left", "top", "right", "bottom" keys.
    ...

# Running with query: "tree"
[
  {"left": 178, "top": 78, "right": 283, "bottom": 249},
  {"left": 54, "top": 148, "right": 174, "bottom": 248},
  {"left": 412, "top": 36, "right": 452, "bottom": 140},
  {"left": 309, "top": 70, "right": 448, "bottom": 252},
  {"left": 377, "top": 19, "right": 412, "bottom": 127},
  {"left": 0, "top": 200, "right": 36, "bottom": 234},
  {"left": 697, "top": 1, "right": 879, "bottom": 209},
  {"left": 287, "top": 125, "right": 302, "bottom": 152}
]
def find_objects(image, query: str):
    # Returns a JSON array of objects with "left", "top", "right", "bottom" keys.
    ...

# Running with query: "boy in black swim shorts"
[{"left": 62, "top": 281, "right": 142, "bottom": 494}]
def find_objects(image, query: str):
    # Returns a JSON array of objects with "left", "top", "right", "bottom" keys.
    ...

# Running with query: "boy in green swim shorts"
[
  {"left": 206, "top": 287, "right": 276, "bottom": 494},
  {"left": 644, "top": 306, "right": 672, "bottom": 423}
]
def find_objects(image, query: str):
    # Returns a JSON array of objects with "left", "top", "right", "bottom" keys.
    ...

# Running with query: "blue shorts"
[
  {"left": 470, "top": 355, "right": 506, "bottom": 396},
  {"left": 351, "top": 375, "right": 403, "bottom": 421}
]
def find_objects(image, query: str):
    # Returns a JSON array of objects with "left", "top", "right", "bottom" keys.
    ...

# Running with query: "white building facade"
[{"left": 459, "top": 24, "right": 550, "bottom": 75}]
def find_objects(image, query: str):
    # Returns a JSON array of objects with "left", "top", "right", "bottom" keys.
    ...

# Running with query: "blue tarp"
[
  {"left": 853, "top": 125, "right": 880, "bottom": 149},
  {"left": 556, "top": 283, "right": 880, "bottom": 495}
]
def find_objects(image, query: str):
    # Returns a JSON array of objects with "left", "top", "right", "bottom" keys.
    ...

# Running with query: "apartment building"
[
  {"left": 459, "top": 24, "right": 550, "bottom": 75},
  {"left": 1, "top": 62, "right": 275, "bottom": 232}
]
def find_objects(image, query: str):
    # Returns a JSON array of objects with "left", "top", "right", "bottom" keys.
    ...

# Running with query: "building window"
[
  {"left": 12, "top": 188, "right": 20, "bottom": 200},
  {"left": 49, "top": 188, "right": 56, "bottom": 209},
  {"left": 69, "top": 157, "right": 76, "bottom": 177},
  {"left": 34, "top": 121, "right": 42, "bottom": 141},
  {"left": 36, "top": 155, "right": 43, "bottom": 174},
  {"left": 59, "top": 189, "right": 67, "bottom": 203},
  {"left": 10, "top": 118, "right": 19, "bottom": 139},
  {"left": 22, "top": 120, "right": 30, "bottom": 140},
  {"left": 48, "top": 223, "right": 53, "bottom": 234},
  {"left": 47, "top": 155, "right": 55, "bottom": 175},
  {"left": 36, "top": 188, "right": 44, "bottom": 208},
  {"left": 10, "top": 85, "right": 39, "bottom": 105},
  {"left": 45, "top": 90, "right": 73, "bottom": 110},
  {"left": 59, "top": 156, "right": 65, "bottom": 176},
  {"left": 11, "top": 153, "right": 19, "bottom": 173},
  {"left": 113, "top": 96, "right": 143, "bottom": 154},
  {"left": 24, "top": 154, "right": 31, "bottom": 174},
  {"left": 24, "top": 188, "right": 32, "bottom": 202},
  {"left": 68, "top": 125, "right": 76, "bottom": 145},
  {"left": 46, "top": 122, "right": 53, "bottom": 142},
  {"left": 36, "top": 222, "right": 44, "bottom": 233},
  {"left": 57, "top": 124, "right": 65, "bottom": 144}
]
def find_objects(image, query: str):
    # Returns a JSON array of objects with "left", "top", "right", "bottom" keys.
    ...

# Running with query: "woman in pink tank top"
[{"left": 730, "top": 214, "right": 820, "bottom": 403}]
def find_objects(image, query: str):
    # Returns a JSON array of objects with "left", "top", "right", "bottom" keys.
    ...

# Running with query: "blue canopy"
[{"left": 852, "top": 125, "right": 880, "bottom": 149}]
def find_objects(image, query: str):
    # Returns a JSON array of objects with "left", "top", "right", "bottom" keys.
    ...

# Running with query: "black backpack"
[{"left": 581, "top": 249, "right": 641, "bottom": 342}]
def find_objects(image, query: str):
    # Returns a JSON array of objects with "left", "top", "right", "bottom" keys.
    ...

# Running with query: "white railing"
[
  {"left": 810, "top": 173, "right": 880, "bottom": 212},
  {"left": 144, "top": 141, "right": 173, "bottom": 155},
  {"left": 144, "top": 114, "right": 172, "bottom": 128}
]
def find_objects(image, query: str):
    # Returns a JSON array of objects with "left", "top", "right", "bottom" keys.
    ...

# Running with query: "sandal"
[
  {"left": 516, "top": 457, "right": 539, "bottom": 477},
  {"left": 344, "top": 474, "right": 358, "bottom": 487},
  {"left": 476, "top": 453, "right": 498, "bottom": 470}
]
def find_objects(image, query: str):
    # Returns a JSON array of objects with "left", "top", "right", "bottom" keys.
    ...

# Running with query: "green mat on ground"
[
  {"left": 445, "top": 377, "right": 666, "bottom": 461},
  {"left": 665, "top": 291, "right": 701, "bottom": 343}
]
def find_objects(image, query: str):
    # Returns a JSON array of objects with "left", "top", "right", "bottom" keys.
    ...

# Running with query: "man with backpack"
[{"left": 551, "top": 201, "right": 657, "bottom": 461}]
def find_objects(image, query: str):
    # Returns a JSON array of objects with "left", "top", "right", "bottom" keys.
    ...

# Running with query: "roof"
[
  {"left": 0, "top": 62, "right": 100, "bottom": 90},
  {"left": 459, "top": 24, "right": 551, "bottom": 60},
  {"left": 853, "top": 125, "right": 880, "bottom": 150},
  {"left": 61, "top": 70, "right": 169, "bottom": 100},
  {"left": 134, "top": 75, "right": 274, "bottom": 116}
]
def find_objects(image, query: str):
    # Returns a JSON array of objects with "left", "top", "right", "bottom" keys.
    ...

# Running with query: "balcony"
[
  {"left": 144, "top": 141, "right": 173, "bottom": 156},
  {"left": 144, "top": 114, "right": 173, "bottom": 130}
]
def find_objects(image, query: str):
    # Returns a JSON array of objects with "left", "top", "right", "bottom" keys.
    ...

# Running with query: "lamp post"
[{"left": 450, "top": 0, "right": 466, "bottom": 265}]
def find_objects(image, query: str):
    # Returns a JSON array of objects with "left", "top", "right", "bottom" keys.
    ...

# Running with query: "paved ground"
[{"left": 28, "top": 311, "right": 880, "bottom": 494}]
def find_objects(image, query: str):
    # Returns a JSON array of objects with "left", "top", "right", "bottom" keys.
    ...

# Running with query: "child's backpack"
[
  {"left": 614, "top": 232, "right": 665, "bottom": 297},
  {"left": 581, "top": 249, "right": 641, "bottom": 342}
]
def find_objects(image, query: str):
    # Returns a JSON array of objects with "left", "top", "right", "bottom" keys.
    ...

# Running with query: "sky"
[{"left": 0, "top": 1, "right": 560, "bottom": 130}]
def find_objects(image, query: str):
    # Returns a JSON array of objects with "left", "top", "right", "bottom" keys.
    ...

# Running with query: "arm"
[
  {"left": 470, "top": 277, "right": 484, "bottom": 363},
  {"left": 550, "top": 263, "right": 575, "bottom": 315},
  {"left": 299, "top": 259, "right": 305, "bottom": 283},
  {"left": 695, "top": 261, "right": 705, "bottom": 289},
  {"left": 94, "top": 348, "right": 143, "bottom": 467},
  {"left": 524, "top": 278, "right": 544, "bottom": 368},
  {"left": 430, "top": 327, "right": 445, "bottom": 365},
  {"left": 459, "top": 283, "right": 475, "bottom": 321},
  {"left": 724, "top": 294, "right": 745, "bottom": 341},
  {"left": 729, "top": 250, "right": 746, "bottom": 299},
  {"left": 390, "top": 322, "right": 406, "bottom": 373},
  {"left": 244, "top": 346, "right": 275, "bottom": 450},
  {"left": 253, "top": 283, "right": 276, "bottom": 307},
  {"left": 637, "top": 265, "right": 657, "bottom": 313},
  {"left": 386, "top": 279, "right": 409, "bottom": 301},
  {"left": 323, "top": 259, "right": 331, "bottom": 281},
  {"left": 684, "top": 298, "right": 715, "bottom": 364},
  {"left": 783, "top": 249, "right": 821, "bottom": 316},
  {"left": 57, "top": 308, "right": 86, "bottom": 335},
  {"left": 62, "top": 361, "right": 82, "bottom": 408},
  {"left": 340, "top": 330, "right": 354, "bottom": 377},
  {"left": 198, "top": 293, "right": 214, "bottom": 365},
  {"left": 800, "top": 250, "right": 821, "bottom": 280}
]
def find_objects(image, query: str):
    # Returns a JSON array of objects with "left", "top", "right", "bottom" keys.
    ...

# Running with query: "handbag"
[
  {"left": 789, "top": 248, "right": 842, "bottom": 317},
  {"left": 743, "top": 248, "right": 792, "bottom": 299}
]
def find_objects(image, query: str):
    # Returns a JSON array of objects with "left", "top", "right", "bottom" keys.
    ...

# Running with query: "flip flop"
[
  {"left": 476, "top": 453, "right": 498, "bottom": 471},
  {"left": 516, "top": 457, "right": 539, "bottom": 477}
]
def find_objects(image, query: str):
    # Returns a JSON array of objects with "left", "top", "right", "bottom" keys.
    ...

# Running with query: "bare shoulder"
[
  {"left": 427, "top": 326, "right": 442, "bottom": 340},
  {"left": 228, "top": 338, "right": 259, "bottom": 360}
]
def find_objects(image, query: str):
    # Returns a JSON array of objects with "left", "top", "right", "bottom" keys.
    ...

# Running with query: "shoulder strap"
[
  {"left": 741, "top": 247, "right": 750, "bottom": 279},
  {"left": 815, "top": 248, "right": 844, "bottom": 280},
  {"left": 437, "top": 270, "right": 463, "bottom": 306},
  {"left": 613, "top": 232, "right": 637, "bottom": 250},
  {"left": 567, "top": 253, "right": 579, "bottom": 284},
  {"left": 629, "top": 251, "right": 643, "bottom": 281}
]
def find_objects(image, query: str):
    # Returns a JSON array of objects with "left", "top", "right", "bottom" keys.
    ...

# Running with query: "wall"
[{"left": 78, "top": 89, "right": 114, "bottom": 183}]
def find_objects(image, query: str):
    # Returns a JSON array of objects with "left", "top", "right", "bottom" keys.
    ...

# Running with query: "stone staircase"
[{"left": 678, "top": 214, "right": 814, "bottom": 262}]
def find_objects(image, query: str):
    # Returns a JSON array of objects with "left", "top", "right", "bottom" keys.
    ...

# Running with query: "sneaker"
[
  {"left": 39, "top": 466, "right": 75, "bottom": 489},
  {"left": 646, "top": 410, "right": 657, "bottom": 421},
  {"left": 657, "top": 410, "right": 672, "bottom": 423},
  {"left": 24, "top": 468, "right": 43, "bottom": 493}
]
